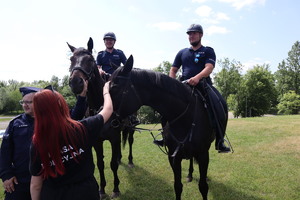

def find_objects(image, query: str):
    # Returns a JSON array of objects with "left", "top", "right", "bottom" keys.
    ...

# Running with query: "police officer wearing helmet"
[
  {"left": 96, "top": 32, "right": 140, "bottom": 126},
  {"left": 154, "top": 24, "right": 231, "bottom": 153},
  {"left": 96, "top": 32, "right": 127, "bottom": 76},
  {"left": 0, "top": 87, "right": 41, "bottom": 200}
]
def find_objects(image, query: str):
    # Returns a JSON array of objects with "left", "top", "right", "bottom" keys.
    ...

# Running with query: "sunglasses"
[{"left": 194, "top": 53, "right": 200, "bottom": 63}]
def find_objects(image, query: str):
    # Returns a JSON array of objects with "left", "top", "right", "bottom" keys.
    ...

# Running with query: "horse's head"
[
  {"left": 110, "top": 55, "right": 142, "bottom": 118},
  {"left": 67, "top": 37, "right": 105, "bottom": 112},
  {"left": 67, "top": 37, "right": 99, "bottom": 94}
]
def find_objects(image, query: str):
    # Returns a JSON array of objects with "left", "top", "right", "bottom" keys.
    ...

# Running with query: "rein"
[{"left": 113, "top": 73, "right": 203, "bottom": 158}]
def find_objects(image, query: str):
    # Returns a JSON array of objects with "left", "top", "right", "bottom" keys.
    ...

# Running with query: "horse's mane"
[{"left": 114, "top": 67, "right": 192, "bottom": 101}]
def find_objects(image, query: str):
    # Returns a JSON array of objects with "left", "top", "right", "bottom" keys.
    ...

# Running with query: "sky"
[{"left": 0, "top": 0, "right": 299, "bottom": 83}]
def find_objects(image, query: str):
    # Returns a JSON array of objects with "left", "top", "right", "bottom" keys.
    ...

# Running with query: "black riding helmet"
[
  {"left": 103, "top": 32, "right": 116, "bottom": 40},
  {"left": 186, "top": 24, "right": 203, "bottom": 34}
]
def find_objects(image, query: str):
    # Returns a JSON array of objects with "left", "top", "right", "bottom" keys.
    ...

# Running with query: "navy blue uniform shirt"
[
  {"left": 96, "top": 49, "right": 127, "bottom": 74},
  {"left": 172, "top": 46, "right": 216, "bottom": 85},
  {"left": 0, "top": 114, "right": 34, "bottom": 183}
]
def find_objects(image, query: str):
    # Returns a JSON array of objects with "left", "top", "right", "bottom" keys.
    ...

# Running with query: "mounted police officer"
[
  {"left": 154, "top": 24, "right": 231, "bottom": 153},
  {"left": 97, "top": 32, "right": 139, "bottom": 126},
  {"left": 96, "top": 32, "right": 127, "bottom": 77}
]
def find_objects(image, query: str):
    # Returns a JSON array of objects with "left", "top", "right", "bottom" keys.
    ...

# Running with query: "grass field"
[{"left": 0, "top": 115, "right": 299, "bottom": 200}]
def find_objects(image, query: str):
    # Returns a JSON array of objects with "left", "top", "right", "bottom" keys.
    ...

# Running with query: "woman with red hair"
[{"left": 29, "top": 82, "right": 112, "bottom": 200}]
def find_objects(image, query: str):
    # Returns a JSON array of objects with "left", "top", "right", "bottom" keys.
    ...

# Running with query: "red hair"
[{"left": 32, "top": 90, "right": 86, "bottom": 179}]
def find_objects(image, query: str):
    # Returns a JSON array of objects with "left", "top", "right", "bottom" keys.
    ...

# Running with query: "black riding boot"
[{"left": 215, "top": 139, "right": 230, "bottom": 153}]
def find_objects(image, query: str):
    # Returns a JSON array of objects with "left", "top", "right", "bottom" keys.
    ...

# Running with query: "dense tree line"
[
  {"left": 214, "top": 41, "right": 300, "bottom": 117},
  {"left": 0, "top": 41, "right": 299, "bottom": 121}
]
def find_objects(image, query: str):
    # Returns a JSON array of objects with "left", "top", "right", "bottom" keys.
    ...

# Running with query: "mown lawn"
[{"left": 0, "top": 115, "right": 299, "bottom": 200}]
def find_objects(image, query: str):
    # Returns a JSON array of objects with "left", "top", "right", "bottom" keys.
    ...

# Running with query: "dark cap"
[{"left": 19, "top": 87, "right": 41, "bottom": 97}]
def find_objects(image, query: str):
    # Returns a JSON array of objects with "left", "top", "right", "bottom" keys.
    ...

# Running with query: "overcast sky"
[{"left": 1, "top": 0, "right": 299, "bottom": 82}]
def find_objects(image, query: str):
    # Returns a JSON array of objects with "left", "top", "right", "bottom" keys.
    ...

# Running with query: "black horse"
[
  {"left": 109, "top": 55, "right": 220, "bottom": 200},
  {"left": 67, "top": 38, "right": 135, "bottom": 199}
]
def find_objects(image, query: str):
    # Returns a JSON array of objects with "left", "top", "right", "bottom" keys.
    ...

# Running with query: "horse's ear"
[
  {"left": 122, "top": 55, "right": 134, "bottom": 74},
  {"left": 67, "top": 42, "right": 76, "bottom": 52},
  {"left": 110, "top": 61, "right": 119, "bottom": 71},
  {"left": 87, "top": 37, "right": 93, "bottom": 53}
]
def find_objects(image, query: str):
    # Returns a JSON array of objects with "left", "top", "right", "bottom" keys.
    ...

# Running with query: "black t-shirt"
[{"left": 30, "top": 114, "right": 104, "bottom": 187}]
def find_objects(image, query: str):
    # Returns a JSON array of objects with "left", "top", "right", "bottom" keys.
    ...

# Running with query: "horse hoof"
[
  {"left": 99, "top": 193, "right": 108, "bottom": 200},
  {"left": 128, "top": 163, "right": 135, "bottom": 168},
  {"left": 111, "top": 191, "right": 121, "bottom": 199}
]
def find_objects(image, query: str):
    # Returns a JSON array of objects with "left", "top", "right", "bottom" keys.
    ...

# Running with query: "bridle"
[
  {"left": 110, "top": 74, "right": 142, "bottom": 128},
  {"left": 111, "top": 72, "right": 202, "bottom": 158},
  {"left": 69, "top": 51, "right": 96, "bottom": 81}
]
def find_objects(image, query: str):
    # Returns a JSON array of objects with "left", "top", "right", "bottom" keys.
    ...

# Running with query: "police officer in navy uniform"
[
  {"left": 154, "top": 24, "right": 231, "bottom": 153},
  {"left": 96, "top": 32, "right": 127, "bottom": 77},
  {"left": 97, "top": 32, "right": 140, "bottom": 126},
  {"left": 0, "top": 87, "right": 40, "bottom": 200},
  {"left": 0, "top": 85, "right": 88, "bottom": 200}
]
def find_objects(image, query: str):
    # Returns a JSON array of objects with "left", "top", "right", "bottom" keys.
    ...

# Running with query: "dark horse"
[
  {"left": 109, "top": 55, "right": 222, "bottom": 200},
  {"left": 67, "top": 38, "right": 135, "bottom": 199}
]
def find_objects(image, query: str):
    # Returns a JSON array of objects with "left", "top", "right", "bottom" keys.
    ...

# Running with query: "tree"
[
  {"left": 214, "top": 58, "right": 243, "bottom": 101},
  {"left": 275, "top": 41, "right": 300, "bottom": 96},
  {"left": 234, "top": 64, "right": 277, "bottom": 117},
  {"left": 152, "top": 61, "right": 182, "bottom": 78},
  {"left": 152, "top": 61, "right": 172, "bottom": 75},
  {"left": 277, "top": 91, "right": 300, "bottom": 114}
]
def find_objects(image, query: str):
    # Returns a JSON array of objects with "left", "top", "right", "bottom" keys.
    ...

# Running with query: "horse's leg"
[
  {"left": 93, "top": 141, "right": 107, "bottom": 199},
  {"left": 187, "top": 158, "right": 194, "bottom": 182},
  {"left": 127, "top": 127, "right": 135, "bottom": 168},
  {"left": 197, "top": 151, "right": 209, "bottom": 200},
  {"left": 168, "top": 155, "right": 183, "bottom": 200},
  {"left": 110, "top": 133, "right": 121, "bottom": 198}
]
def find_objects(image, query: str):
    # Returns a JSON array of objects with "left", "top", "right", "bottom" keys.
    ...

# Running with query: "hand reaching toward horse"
[{"left": 100, "top": 82, "right": 113, "bottom": 123}]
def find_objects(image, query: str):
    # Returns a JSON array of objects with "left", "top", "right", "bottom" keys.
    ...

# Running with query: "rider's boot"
[{"left": 215, "top": 139, "right": 230, "bottom": 153}]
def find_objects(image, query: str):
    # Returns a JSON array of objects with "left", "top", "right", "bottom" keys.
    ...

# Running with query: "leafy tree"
[
  {"left": 50, "top": 75, "right": 61, "bottom": 92},
  {"left": 214, "top": 58, "right": 243, "bottom": 101},
  {"left": 0, "top": 87, "right": 8, "bottom": 112},
  {"left": 152, "top": 61, "right": 182, "bottom": 78},
  {"left": 275, "top": 41, "right": 300, "bottom": 96},
  {"left": 152, "top": 61, "right": 172, "bottom": 75},
  {"left": 6, "top": 89, "right": 22, "bottom": 113},
  {"left": 277, "top": 91, "right": 300, "bottom": 114},
  {"left": 286, "top": 41, "right": 300, "bottom": 94},
  {"left": 234, "top": 64, "right": 277, "bottom": 117}
]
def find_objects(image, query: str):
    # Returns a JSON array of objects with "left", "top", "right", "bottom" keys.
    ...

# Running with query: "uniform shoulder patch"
[
  {"left": 12, "top": 114, "right": 23, "bottom": 120},
  {"left": 205, "top": 46, "right": 214, "bottom": 51}
]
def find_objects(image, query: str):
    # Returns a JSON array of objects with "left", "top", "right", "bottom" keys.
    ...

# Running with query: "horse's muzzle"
[{"left": 69, "top": 77, "right": 84, "bottom": 94}]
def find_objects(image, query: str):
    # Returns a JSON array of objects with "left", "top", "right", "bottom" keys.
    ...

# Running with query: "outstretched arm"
[{"left": 99, "top": 82, "right": 113, "bottom": 123}]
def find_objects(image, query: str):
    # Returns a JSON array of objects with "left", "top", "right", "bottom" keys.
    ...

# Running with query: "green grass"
[{"left": 1, "top": 115, "right": 299, "bottom": 199}]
